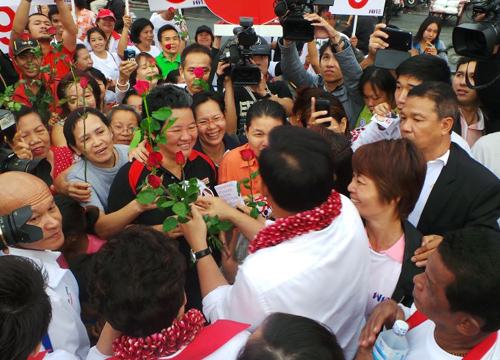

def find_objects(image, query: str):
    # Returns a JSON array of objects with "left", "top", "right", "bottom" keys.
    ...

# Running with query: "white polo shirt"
[{"left": 5, "top": 248, "right": 90, "bottom": 360}]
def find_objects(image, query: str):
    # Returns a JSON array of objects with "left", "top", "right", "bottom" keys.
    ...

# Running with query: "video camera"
[
  {"left": 219, "top": 17, "right": 262, "bottom": 86},
  {"left": 453, "top": 0, "right": 500, "bottom": 60},
  {"left": 274, "top": 0, "right": 335, "bottom": 42},
  {"left": 0, "top": 205, "right": 43, "bottom": 251}
]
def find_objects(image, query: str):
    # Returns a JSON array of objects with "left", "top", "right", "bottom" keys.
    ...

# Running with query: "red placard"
[{"left": 204, "top": 0, "right": 276, "bottom": 25}]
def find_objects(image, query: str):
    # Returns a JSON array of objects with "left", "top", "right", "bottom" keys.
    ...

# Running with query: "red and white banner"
[
  {"left": 330, "top": 0, "right": 385, "bottom": 16},
  {"left": 148, "top": 0, "right": 205, "bottom": 12}
]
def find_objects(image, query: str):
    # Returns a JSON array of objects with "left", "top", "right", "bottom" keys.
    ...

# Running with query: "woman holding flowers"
[{"left": 218, "top": 100, "right": 287, "bottom": 197}]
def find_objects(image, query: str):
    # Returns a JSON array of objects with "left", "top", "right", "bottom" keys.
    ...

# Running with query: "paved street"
[{"left": 129, "top": 3, "right": 465, "bottom": 69}]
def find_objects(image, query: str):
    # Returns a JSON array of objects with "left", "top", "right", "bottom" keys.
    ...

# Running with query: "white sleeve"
[
  {"left": 351, "top": 116, "right": 402, "bottom": 152},
  {"left": 85, "top": 347, "right": 109, "bottom": 360},
  {"left": 47, "top": 289, "right": 90, "bottom": 360},
  {"left": 46, "top": 350, "right": 80, "bottom": 360},
  {"left": 202, "top": 268, "right": 268, "bottom": 331}
]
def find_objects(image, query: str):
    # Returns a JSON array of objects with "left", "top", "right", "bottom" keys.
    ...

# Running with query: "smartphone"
[
  {"left": 381, "top": 27, "right": 412, "bottom": 51},
  {"left": 315, "top": 99, "right": 332, "bottom": 127},
  {"left": 124, "top": 48, "right": 136, "bottom": 61}
]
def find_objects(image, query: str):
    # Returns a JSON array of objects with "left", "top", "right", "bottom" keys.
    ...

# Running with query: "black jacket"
[{"left": 417, "top": 142, "right": 500, "bottom": 236}]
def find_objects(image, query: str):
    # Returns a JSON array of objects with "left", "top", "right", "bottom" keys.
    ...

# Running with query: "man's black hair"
[
  {"left": 438, "top": 227, "right": 500, "bottom": 332},
  {"left": 157, "top": 24, "right": 178, "bottom": 44},
  {"left": 407, "top": 81, "right": 459, "bottom": 125},
  {"left": 89, "top": 226, "right": 186, "bottom": 337},
  {"left": 63, "top": 107, "right": 109, "bottom": 152},
  {"left": 396, "top": 54, "right": 451, "bottom": 85},
  {"left": 180, "top": 43, "right": 213, "bottom": 68},
  {"left": 47, "top": 5, "right": 59, "bottom": 21},
  {"left": 143, "top": 85, "right": 193, "bottom": 135},
  {"left": 259, "top": 126, "right": 334, "bottom": 213},
  {"left": 0, "top": 256, "right": 51, "bottom": 360}
]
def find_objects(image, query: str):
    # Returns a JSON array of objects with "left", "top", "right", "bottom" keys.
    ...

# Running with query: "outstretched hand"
[{"left": 179, "top": 206, "right": 208, "bottom": 251}]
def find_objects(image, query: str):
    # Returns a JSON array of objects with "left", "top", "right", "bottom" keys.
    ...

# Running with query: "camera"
[
  {"left": 0, "top": 149, "right": 53, "bottom": 187},
  {"left": 453, "top": 0, "right": 500, "bottom": 60},
  {"left": 274, "top": 0, "right": 335, "bottom": 42},
  {"left": 0, "top": 205, "right": 43, "bottom": 251},
  {"left": 218, "top": 17, "right": 262, "bottom": 86}
]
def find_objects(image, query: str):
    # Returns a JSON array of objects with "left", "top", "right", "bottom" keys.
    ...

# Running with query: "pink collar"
[{"left": 369, "top": 234, "right": 405, "bottom": 263}]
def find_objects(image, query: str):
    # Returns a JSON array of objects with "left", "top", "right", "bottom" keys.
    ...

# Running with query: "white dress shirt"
[
  {"left": 202, "top": 195, "right": 370, "bottom": 360},
  {"left": 408, "top": 150, "right": 450, "bottom": 228},
  {"left": 351, "top": 115, "right": 472, "bottom": 155},
  {"left": 4, "top": 248, "right": 90, "bottom": 360}
]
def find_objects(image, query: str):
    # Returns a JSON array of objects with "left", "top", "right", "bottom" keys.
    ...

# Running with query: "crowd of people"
[{"left": 1, "top": 1, "right": 500, "bottom": 360}]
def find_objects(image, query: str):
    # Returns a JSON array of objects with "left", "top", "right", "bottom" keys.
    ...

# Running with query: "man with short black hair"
[
  {"left": 0, "top": 256, "right": 80, "bottom": 360},
  {"left": 156, "top": 24, "right": 182, "bottom": 78},
  {"left": 181, "top": 125, "right": 370, "bottom": 360},
  {"left": 10, "top": 0, "right": 77, "bottom": 79},
  {"left": 357, "top": 227, "right": 500, "bottom": 360},
  {"left": 279, "top": 12, "right": 364, "bottom": 128},
  {"left": 399, "top": 82, "right": 500, "bottom": 236}
]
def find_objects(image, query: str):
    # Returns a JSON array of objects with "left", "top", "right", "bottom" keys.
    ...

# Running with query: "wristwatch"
[
  {"left": 190, "top": 247, "right": 212, "bottom": 263},
  {"left": 262, "top": 89, "right": 272, "bottom": 99}
]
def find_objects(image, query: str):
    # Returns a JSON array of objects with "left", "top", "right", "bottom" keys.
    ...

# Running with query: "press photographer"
[
  {"left": 278, "top": 12, "right": 365, "bottom": 129},
  {"left": 0, "top": 172, "right": 90, "bottom": 359}
]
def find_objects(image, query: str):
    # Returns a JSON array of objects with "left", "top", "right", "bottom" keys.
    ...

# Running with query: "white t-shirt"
[
  {"left": 90, "top": 51, "right": 121, "bottom": 80},
  {"left": 472, "top": 132, "right": 500, "bottom": 179},
  {"left": 129, "top": 44, "right": 161, "bottom": 58},
  {"left": 406, "top": 318, "right": 500, "bottom": 360},
  {"left": 202, "top": 195, "right": 371, "bottom": 360},
  {"left": 86, "top": 330, "right": 250, "bottom": 360},
  {"left": 366, "top": 236, "right": 404, "bottom": 316},
  {"left": 4, "top": 248, "right": 90, "bottom": 360}
]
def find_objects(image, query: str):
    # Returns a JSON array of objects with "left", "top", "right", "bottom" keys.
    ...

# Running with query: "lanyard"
[{"left": 406, "top": 310, "right": 498, "bottom": 360}]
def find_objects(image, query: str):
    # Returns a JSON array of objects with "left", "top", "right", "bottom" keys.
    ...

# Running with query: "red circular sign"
[
  {"left": 204, "top": 0, "right": 277, "bottom": 25},
  {"left": 348, "top": 0, "right": 369, "bottom": 9}
]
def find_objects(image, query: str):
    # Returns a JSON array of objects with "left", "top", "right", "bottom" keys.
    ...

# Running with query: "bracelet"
[{"left": 116, "top": 79, "right": 129, "bottom": 88}]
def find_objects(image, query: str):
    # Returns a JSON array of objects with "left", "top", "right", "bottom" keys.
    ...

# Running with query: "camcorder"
[
  {"left": 274, "top": 0, "right": 335, "bottom": 42},
  {"left": 453, "top": 0, "right": 500, "bottom": 60},
  {"left": 218, "top": 17, "right": 262, "bottom": 86},
  {"left": 453, "top": 0, "right": 500, "bottom": 132},
  {"left": 0, "top": 205, "right": 43, "bottom": 251},
  {"left": 0, "top": 109, "right": 53, "bottom": 186}
]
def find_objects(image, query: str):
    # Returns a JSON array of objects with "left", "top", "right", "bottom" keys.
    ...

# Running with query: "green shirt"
[
  {"left": 355, "top": 105, "right": 399, "bottom": 128},
  {"left": 156, "top": 53, "right": 181, "bottom": 78}
]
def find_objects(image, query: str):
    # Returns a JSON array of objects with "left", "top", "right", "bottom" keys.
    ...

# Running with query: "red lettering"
[
  {"left": 348, "top": 0, "right": 369, "bottom": 9},
  {"left": 0, "top": 6, "right": 15, "bottom": 32}
]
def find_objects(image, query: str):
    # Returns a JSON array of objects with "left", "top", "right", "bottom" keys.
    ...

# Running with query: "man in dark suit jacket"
[{"left": 400, "top": 81, "right": 500, "bottom": 238}]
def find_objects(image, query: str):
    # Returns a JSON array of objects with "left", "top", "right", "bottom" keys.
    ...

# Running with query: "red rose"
[
  {"left": 193, "top": 67, "right": 204, "bottom": 79},
  {"left": 165, "top": 43, "right": 172, "bottom": 50},
  {"left": 48, "top": 27, "right": 56, "bottom": 35},
  {"left": 240, "top": 148, "right": 255, "bottom": 161},
  {"left": 326, "top": 11, "right": 332, "bottom": 17},
  {"left": 146, "top": 151, "right": 163, "bottom": 168},
  {"left": 80, "top": 77, "right": 89, "bottom": 89},
  {"left": 63, "top": 55, "right": 74, "bottom": 67},
  {"left": 168, "top": 6, "right": 175, "bottom": 13},
  {"left": 133, "top": 80, "right": 150, "bottom": 96},
  {"left": 20, "top": 33, "right": 30, "bottom": 41},
  {"left": 148, "top": 58, "right": 157, "bottom": 66},
  {"left": 175, "top": 151, "right": 185, "bottom": 166},
  {"left": 147, "top": 174, "right": 162, "bottom": 189}
]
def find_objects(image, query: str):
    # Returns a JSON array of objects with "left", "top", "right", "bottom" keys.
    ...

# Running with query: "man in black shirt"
[
  {"left": 230, "top": 43, "right": 294, "bottom": 142},
  {"left": 107, "top": 86, "right": 218, "bottom": 311}
]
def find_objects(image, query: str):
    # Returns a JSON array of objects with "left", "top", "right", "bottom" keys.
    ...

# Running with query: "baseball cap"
[
  {"left": 97, "top": 9, "right": 116, "bottom": 20},
  {"left": 13, "top": 38, "right": 39, "bottom": 56},
  {"left": 196, "top": 25, "right": 213, "bottom": 39}
]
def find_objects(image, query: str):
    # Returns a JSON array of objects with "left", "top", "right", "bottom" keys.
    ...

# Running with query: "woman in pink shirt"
[{"left": 348, "top": 139, "right": 426, "bottom": 314}]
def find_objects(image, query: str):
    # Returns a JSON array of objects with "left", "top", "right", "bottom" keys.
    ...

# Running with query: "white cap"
[{"left": 393, "top": 320, "right": 409, "bottom": 336}]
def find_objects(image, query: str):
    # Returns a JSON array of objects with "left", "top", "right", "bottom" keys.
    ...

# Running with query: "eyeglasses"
[
  {"left": 197, "top": 115, "right": 225, "bottom": 128},
  {"left": 110, "top": 126, "right": 135, "bottom": 134}
]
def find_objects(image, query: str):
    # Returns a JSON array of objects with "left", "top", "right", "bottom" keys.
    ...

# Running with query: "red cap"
[{"left": 97, "top": 9, "right": 116, "bottom": 20}]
